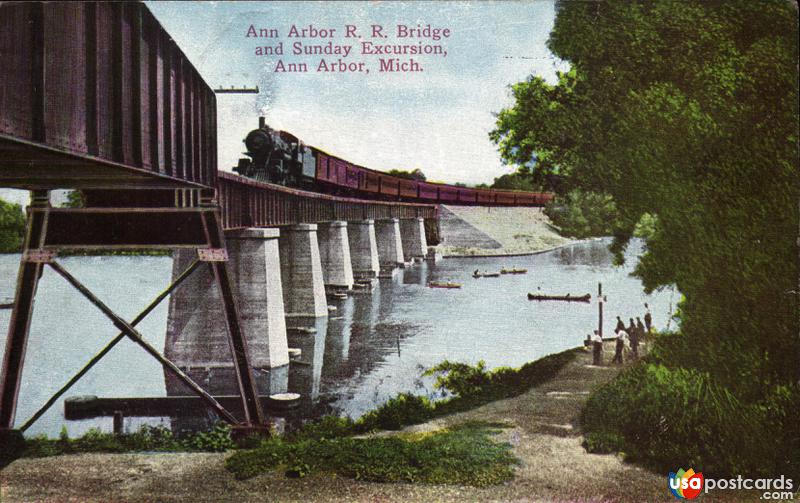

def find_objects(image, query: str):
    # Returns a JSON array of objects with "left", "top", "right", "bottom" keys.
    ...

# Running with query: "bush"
[
  {"left": 0, "top": 198, "right": 25, "bottom": 253},
  {"left": 180, "top": 423, "right": 234, "bottom": 452},
  {"left": 19, "top": 423, "right": 236, "bottom": 459},
  {"left": 580, "top": 362, "right": 800, "bottom": 478},
  {"left": 357, "top": 393, "right": 435, "bottom": 432},
  {"left": 287, "top": 415, "right": 356, "bottom": 442},
  {"left": 226, "top": 421, "right": 518, "bottom": 486}
]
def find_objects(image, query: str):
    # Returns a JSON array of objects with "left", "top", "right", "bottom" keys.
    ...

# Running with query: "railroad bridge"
[{"left": 0, "top": 2, "right": 540, "bottom": 439}]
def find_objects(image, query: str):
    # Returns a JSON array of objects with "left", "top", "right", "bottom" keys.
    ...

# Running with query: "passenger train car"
[{"left": 233, "top": 119, "right": 553, "bottom": 206}]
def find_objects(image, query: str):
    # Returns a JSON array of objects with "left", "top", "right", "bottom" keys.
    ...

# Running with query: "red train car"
[
  {"left": 417, "top": 182, "right": 439, "bottom": 200},
  {"left": 438, "top": 186, "right": 459, "bottom": 203},
  {"left": 476, "top": 190, "right": 495, "bottom": 204},
  {"left": 495, "top": 191, "right": 516, "bottom": 205},
  {"left": 315, "top": 152, "right": 332, "bottom": 182},
  {"left": 379, "top": 176, "right": 399, "bottom": 197},
  {"left": 398, "top": 179, "right": 418, "bottom": 199},
  {"left": 290, "top": 137, "right": 552, "bottom": 206},
  {"left": 457, "top": 188, "right": 477, "bottom": 204},
  {"left": 362, "top": 170, "right": 381, "bottom": 193}
]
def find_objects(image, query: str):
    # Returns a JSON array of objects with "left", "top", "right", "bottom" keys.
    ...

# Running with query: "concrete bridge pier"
[
  {"left": 287, "top": 316, "right": 328, "bottom": 402},
  {"left": 278, "top": 224, "right": 328, "bottom": 318},
  {"left": 375, "top": 218, "right": 405, "bottom": 277},
  {"left": 400, "top": 217, "right": 428, "bottom": 261},
  {"left": 317, "top": 221, "right": 355, "bottom": 293},
  {"left": 165, "top": 228, "right": 290, "bottom": 374},
  {"left": 347, "top": 220, "right": 380, "bottom": 283}
]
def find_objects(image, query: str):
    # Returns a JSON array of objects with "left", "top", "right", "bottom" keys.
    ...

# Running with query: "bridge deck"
[
  {"left": 0, "top": 2, "right": 216, "bottom": 191},
  {"left": 218, "top": 172, "right": 437, "bottom": 229}
]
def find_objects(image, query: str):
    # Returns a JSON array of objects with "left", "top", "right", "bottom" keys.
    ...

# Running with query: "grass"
[
  {"left": 6, "top": 349, "right": 579, "bottom": 489},
  {"left": 226, "top": 420, "right": 518, "bottom": 485},
  {"left": 20, "top": 423, "right": 235, "bottom": 460},
  {"left": 355, "top": 348, "right": 580, "bottom": 432}
]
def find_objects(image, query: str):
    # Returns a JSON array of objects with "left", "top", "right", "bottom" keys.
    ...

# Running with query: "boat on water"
[
  {"left": 429, "top": 281, "right": 462, "bottom": 289},
  {"left": 500, "top": 268, "right": 528, "bottom": 275},
  {"left": 527, "top": 293, "right": 591, "bottom": 303},
  {"left": 472, "top": 271, "right": 501, "bottom": 278}
]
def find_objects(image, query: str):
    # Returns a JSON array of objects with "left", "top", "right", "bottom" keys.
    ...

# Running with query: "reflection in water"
[
  {"left": 557, "top": 239, "right": 614, "bottom": 267},
  {"left": 287, "top": 316, "right": 328, "bottom": 401},
  {"left": 165, "top": 365, "right": 289, "bottom": 431},
  {"left": 0, "top": 238, "right": 675, "bottom": 436},
  {"left": 399, "top": 260, "right": 431, "bottom": 286}
]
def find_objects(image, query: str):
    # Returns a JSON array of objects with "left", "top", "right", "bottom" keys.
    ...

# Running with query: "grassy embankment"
[{"left": 4, "top": 349, "right": 580, "bottom": 487}]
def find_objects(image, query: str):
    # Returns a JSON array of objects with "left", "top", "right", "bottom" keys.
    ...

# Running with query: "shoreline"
[
  {"left": 439, "top": 238, "right": 591, "bottom": 259},
  {"left": 0, "top": 341, "right": 761, "bottom": 502}
]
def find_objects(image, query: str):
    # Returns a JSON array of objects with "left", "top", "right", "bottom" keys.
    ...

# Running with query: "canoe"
[
  {"left": 429, "top": 282, "right": 462, "bottom": 289},
  {"left": 501, "top": 268, "right": 528, "bottom": 274},
  {"left": 472, "top": 272, "right": 501, "bottom": 278},
  {"left": 527, "top": 293, "right": 591, "bottom": 303}
]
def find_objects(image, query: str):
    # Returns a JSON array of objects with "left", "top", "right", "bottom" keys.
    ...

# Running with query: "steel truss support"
[
  {"left": 0, "top": 191, "right": 50, "bottom": 429},
  {"left": 18, "top": 259, "right": 202, "bottom": 432},
  {"left": 199, "top": 190, "right": 265, "bottom": 426},
  {"left": 0, "top": 189, "right": 266, "bottom": 439}
]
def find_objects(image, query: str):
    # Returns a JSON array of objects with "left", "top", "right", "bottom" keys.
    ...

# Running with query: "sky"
[
  {"left": 147, "top": 0, "right": 566, "bottom": 185},
  {"left": 1, "top": 1, "right": 564, "bottom": 207}
]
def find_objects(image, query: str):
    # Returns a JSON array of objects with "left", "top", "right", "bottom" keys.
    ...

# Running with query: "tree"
[
  {"left": 386, "top": 168, "right": 426, "bottom": 181},
  {"left": 491, "top": 172, "right": 537, "bottom": 191},
  {"left": 0, "top": 198, "right": 25, "bottom": 253},
  {"left": 492, "top": 1, "right": 799, "bottom": 388}
]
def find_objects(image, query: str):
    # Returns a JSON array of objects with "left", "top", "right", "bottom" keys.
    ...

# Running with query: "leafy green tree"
[
  {"left": 544, "top": 190, "right": 618, "bottom": 239},
  {"left": 0, "top": 198, "right": 25, "bottom": 253},
  {"left": 492, "top": 0, "right": 799, "bottom": 388},
  {"left": 64, "top": 190, "right": 84, "bottom": 208},
  {"left": 490, "top": 172, "right": 537, "bottom": 191},
  {"left": 387, "top": 168, "right": 426, "bottom": 181}
]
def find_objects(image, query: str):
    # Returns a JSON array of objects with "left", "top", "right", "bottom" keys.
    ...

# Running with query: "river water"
[{"left": 0, "top": 238, "right": 675, "bottom": 438}]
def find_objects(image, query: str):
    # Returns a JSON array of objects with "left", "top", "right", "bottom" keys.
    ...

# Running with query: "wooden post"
[
  {"left": 598, "top": 282, "right": 603, "bottom": 339},
  {"left": 113, "top": 411, "right": 124, "bottom": 435}
]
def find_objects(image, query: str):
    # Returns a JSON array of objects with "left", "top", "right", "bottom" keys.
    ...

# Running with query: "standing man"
[
  {"left": 591, "top": 330, "right": 604, "bottom": 365},
  {"left": 612, "top": 328, "right": 627, "bottom": 364},
  {"left": 615, "top": 315, "right": 625, "bottom": 333},
  {"left": 644, "top": 303, "right": 653, "bottom": 332}
]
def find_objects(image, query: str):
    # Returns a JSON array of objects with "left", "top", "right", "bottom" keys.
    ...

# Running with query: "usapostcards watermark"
[{"left": 669, "top": 468, "right": 795, "bottom": 500}]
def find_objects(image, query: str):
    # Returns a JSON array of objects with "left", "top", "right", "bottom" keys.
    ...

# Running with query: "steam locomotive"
[{"left": 233, "top": 118, "right": 553, "bottom": 206}]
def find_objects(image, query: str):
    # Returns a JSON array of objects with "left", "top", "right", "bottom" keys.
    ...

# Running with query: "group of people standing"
[{"left": 589, "top": 303, "right": 653, "bottom": 365}]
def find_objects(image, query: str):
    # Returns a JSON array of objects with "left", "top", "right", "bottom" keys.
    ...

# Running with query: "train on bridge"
[{"left": 234, "top": 119, "right": 554, "bottom": 207}]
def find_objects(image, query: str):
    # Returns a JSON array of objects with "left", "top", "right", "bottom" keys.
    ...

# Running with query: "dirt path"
[{"left": 0, "top": 342, "right": 760, "bottom": 502}]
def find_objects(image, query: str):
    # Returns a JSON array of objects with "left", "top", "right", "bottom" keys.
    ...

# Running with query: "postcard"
[{"left": 0, "top": 1, "right": 797, "bottom": 502}]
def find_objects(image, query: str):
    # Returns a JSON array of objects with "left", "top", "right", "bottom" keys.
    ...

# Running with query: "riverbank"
[
  {"left": 0, "top": 340, "right": 762, "bottom": 502},
  {"left": 438, "top": 205, "right": 572, "bottom": 257}
]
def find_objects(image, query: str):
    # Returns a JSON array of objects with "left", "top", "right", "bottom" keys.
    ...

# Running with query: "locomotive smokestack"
[{"left": 259, "top": 116, "right": 266, "bottom": 129}]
